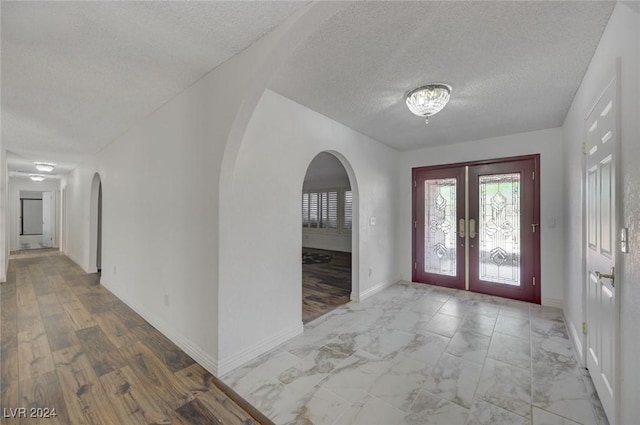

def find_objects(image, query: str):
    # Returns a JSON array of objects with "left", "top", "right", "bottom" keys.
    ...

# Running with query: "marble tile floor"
[{"left": 222, "top": 281, "right": 609, "bottom": 425}]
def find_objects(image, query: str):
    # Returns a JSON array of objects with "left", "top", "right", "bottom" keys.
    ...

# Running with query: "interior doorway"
[
  {"left": 18, "top": 190, "right": 56, "bottom": 250},
  {"left": 89, "top": 173, "right": 103, "bottom": 274},
  {"left": 413, "top": 155, "right": 541, "bottom": 303},
  {"left": 301, "top": 152, "right": 354, "bottom": 323}
]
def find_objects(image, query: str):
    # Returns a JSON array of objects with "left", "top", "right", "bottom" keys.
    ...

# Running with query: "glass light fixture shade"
[
  {"left": 30, "top": 174, "right": 46, "bottom": 182},
  {"left": 405, "top": 84, "right": 452, "bottom": 122},
  {"left": 34, "top": 162, "right": 55, "bottom": 172}
]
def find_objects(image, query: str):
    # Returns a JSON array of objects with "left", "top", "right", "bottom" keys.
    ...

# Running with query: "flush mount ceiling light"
[
  {"left": 34, "top": 162, "right": 56, "bottom": 172},
  {"left": 30, "top": 174, "right": 46, "bottom": 182},
  {"left": 405, "top": 83, "right": 452, "bottom": 124}
]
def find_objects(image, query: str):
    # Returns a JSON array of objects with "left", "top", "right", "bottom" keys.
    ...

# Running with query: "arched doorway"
[
  {"left": 89, "top": 173, "right": 102, "bottom": 274},
  {"left": 301, "top": 152, "right": 357, "bottom": 323}
]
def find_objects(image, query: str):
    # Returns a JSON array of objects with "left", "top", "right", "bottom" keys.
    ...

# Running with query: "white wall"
[
  {"left": 217, "top": 90, "right": 398, "bottom": 372},
  {"left": 20, "top": 191, "right": 43, "bottom": 199},
  {"left": 8, "top": 177, "right": 60, "bottom": 251},
  {"left": 303, "top": 179, "right": 350, "bottom": 190},
  {"left": 303, "top": 230, "right": 351, "bottom": 253},
  {"left": 60, "top": 2, "right": 352, "bottom": 375},
  {"left": 60, "top": 75, "right": 226, "bottom": 370},
  {"left": 397, "top": 127, "right": 565, "bottom": 306},
  {"left": 59, "top": 36, "right": 251, "bottom": 372},
  {"left": 561, "top": 3, "right": 640, "bottom": 423},
  {"left": 62, "top": 169, "right": 89, "bottom": 267}
]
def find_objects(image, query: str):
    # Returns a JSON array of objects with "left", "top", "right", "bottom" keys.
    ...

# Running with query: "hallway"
[{"left": 0, "top": 251, "right": 272, "bottom": 425}]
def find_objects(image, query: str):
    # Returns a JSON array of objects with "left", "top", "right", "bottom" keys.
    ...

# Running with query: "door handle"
[
  {"left": 469, "top": 219, "right": 477, "bottom": 239},
  {"left": 457, "top": 219, "right": 465, "bottom": 238},
  {"left": 595, "top": 266, "right": 615, "bottom": 287}
]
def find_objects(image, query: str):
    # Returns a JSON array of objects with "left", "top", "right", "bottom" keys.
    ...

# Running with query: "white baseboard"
[
  {"left": 565, "top": 313, "right": 585, "bottom": 366},
  {"left": 353, "top": 278, "right": 396, "bottom": 302},
  {"left": 542, "top": 297, "right": 563, "bottom": 309},
  {"left": 101, "top": 279, "right": 220, "bottom": 375},
  {"left": 217, "top": 322, "right": 303, "bottom": 376}
]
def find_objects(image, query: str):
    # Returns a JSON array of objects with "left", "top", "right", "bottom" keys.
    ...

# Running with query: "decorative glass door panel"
[
  {"left": 414, "top": 156, "right": 540, "bottom": 303},
  {"left": 478, "top": 173, "right": 521, "bottom": 286},
  {"left": 424, "top": 178, "right": 457, "bottom": 276}
]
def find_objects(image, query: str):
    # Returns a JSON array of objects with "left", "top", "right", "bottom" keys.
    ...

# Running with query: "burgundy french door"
[
  {"left": 413, "top": 155, "right": 540, "bottom": 304},
  {"left": 414, "top": 166, "right": 466, "bottom": 289}
]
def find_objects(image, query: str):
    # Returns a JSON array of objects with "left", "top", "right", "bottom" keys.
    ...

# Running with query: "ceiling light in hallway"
[
  {"left": 29, "top": 174, "right": 45, "bottom": 182},
  {"left": 405, "top": 84, "right": 452, "bottom": 124},
  {"left": 34, "top": 162, "right": 56, "bottom": 172}
]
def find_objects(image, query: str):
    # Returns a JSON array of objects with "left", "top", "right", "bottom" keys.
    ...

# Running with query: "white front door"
[
  {"left": 585, "top": 76, "right": 618, "bottom": 423},
  {"left": 42, "top": 191, "right": 53, "bottom": 248}
]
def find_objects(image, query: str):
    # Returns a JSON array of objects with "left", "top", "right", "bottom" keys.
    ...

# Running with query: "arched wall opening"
[
  {"left": 88, "top": 172, "right": 102, "bottom": 274},
  {"left": 301, "top": 151, "right": 359, "bottom": 323}
]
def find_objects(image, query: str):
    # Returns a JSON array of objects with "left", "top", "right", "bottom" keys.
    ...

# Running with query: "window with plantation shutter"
[
  {"left": 302, "top": 193, "right": 310, "bottom": 227},
  {"left": 302, "top": 188, "right": 351, "bottom": 233},
  {"left": 320, "top": 191, "right": 338, "bottom": 229},
  {"left": 344, "top": 190, "right": 353, "bottom": 231}
]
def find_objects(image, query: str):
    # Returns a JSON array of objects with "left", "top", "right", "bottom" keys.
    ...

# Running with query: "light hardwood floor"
[{"left": 0, "top": 249, "right": 273, "bottom": 425}]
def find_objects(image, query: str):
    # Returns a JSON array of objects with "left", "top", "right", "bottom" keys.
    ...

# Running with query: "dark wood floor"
[
  {"left": 302, "top": 248, "right": 351, "bottom": 324},
  {"left": 0, "top": 250, "right": 273, "bottom": 425}
]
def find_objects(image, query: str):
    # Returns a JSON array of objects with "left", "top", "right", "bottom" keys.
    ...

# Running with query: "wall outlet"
[
  {"left": 164, "top": 294, "right": 170, "bottom": 307},
  {"left": 368, "top": 267, "right": 373, "bottom": 277}
]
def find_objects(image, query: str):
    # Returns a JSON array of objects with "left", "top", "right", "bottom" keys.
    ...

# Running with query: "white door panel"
[{"left": 585, "top": 76, "right": 618, "bottom": 423}]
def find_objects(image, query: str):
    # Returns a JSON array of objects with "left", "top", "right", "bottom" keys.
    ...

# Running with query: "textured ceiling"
[
  {"left": 1, "top": 1, "right": 307, "bottom": 175},
  {"left": 1, "top": 1, "right": 616, "bottom": 178},
  {"left": 270, "top": 1, "right": 615, "bottom": 151}
]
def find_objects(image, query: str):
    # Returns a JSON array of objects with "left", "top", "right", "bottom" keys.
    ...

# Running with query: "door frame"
[
  {"left": 20, "top": 197, "right": 44, "bottom": 236},
  {"left": 412, "top": 154, "right": 541, "bottom": 303}
]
